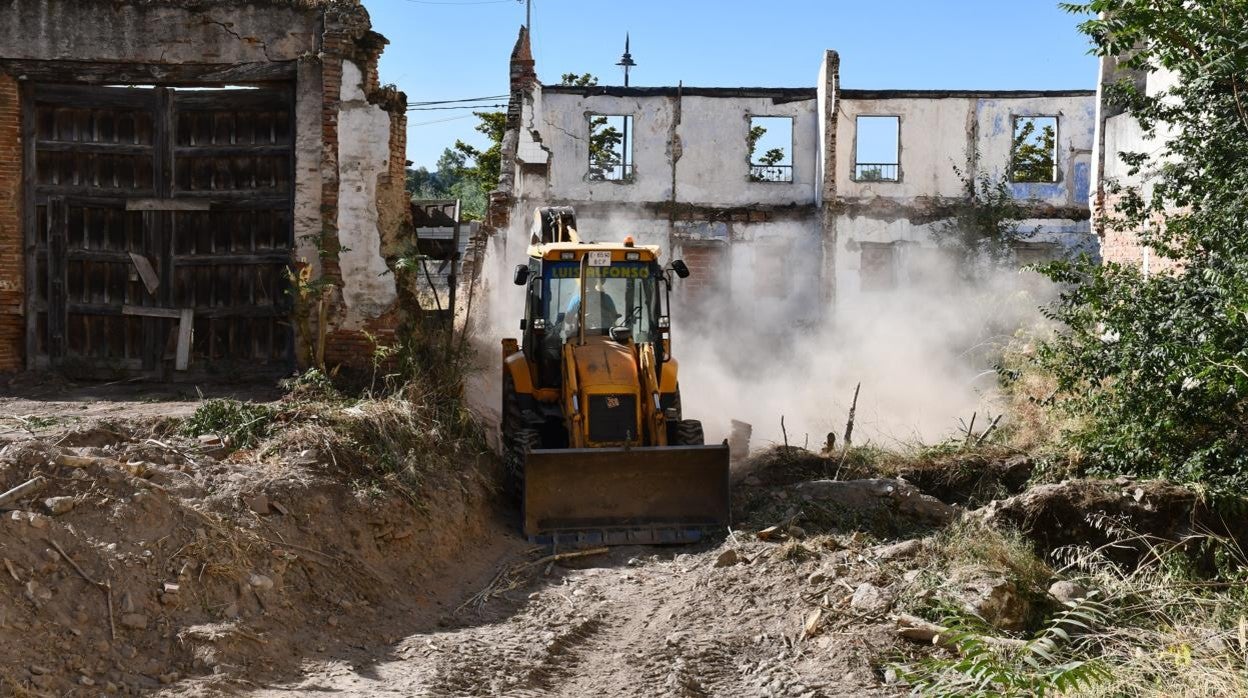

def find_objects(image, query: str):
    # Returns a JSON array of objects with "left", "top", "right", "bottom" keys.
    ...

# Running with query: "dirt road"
[{"left": 223, "top": 534, "right": 896, "bottom": 698}]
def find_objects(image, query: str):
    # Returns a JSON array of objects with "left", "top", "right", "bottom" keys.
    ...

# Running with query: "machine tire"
[
  {"left": 672, "top": 419, "right": 705, "bottom": 446},
  {"left": 501, "top": 374, "right": 534, "bottom": 501}
]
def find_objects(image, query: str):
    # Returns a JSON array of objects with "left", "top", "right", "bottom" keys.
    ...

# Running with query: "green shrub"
[{"left": 180, "top": 399, "right": 277, "bottom": 449}]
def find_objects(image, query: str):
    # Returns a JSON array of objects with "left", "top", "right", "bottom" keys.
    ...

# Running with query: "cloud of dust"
[
  {"left": 674, "top": 259, "right": 1055, "bottom": 451},
  {"left": 469, "top": 209, "right": 1055, "bottom": 453}
]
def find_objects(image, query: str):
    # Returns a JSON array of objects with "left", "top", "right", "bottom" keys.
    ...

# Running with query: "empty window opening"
[
  {"left": 1011, "top": 116, "right": 1058, "bottom": 183},
  {"left": 588, "top": 114, "right": 633, "bottom": 182},
  {"left": 854, "top": 115, "right": 900, "bottom": 182},
  {"left": 748, "top": 116, "right": 793, "bottom": 183},
  {"left": 859, "top": 242, "right": 900, "bottom": 292}
]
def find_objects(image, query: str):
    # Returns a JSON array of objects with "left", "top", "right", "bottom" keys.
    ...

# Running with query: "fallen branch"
[
  {"left": 49, "top": 539, "right": 115, "bottom": 640},
  {"left": 0, "top": 477, "right": 45, "bottom": 510},
  {"left": 894, "top": 613, "right": 1025, "bottom": 651},
  {"left": 525, "top": 546, "right": 609, "bottom": 570},
  {"left": 974, "top": 414, "right": 1005, "bottom": 447},
  {"left": 457, "top": 547, "right": 609, "bottom": 614}
]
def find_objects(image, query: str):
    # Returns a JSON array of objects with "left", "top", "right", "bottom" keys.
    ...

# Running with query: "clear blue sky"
[{"left": 369, "top": 0, "right": 1097, "bottom": 170}]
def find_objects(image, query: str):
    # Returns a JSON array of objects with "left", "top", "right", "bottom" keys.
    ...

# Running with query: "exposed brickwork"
[
  {"left": 0, "top": 72, "right": 23, "bottom": 372},
  {"left": 1097, "top": 191, "right": 1181, "bottom": 274},
  {"left": 678, "top": 243, "right": 730, "bottom": 306}
]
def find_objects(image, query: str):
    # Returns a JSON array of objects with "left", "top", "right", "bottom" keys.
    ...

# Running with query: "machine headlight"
[
  {"left": 658, "top": 316, "right": 670, "bottom": 329},
  {"left": 532, "top": 318, "right": 547, "bottom": 331},
  {"left": 560, "top": 251, "right": 576, "bottom": 260}
]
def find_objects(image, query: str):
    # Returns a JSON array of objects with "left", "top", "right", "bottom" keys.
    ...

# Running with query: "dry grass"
[{"left": 996, "top": 334, "right": 1083, "bottom": 459}]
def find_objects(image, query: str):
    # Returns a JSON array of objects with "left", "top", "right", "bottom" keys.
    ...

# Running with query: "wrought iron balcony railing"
[
  {"left": 749, "top": 164, "right": 793, "bottom": 183},
  {"left": 854, "top": 163, "right": 899, "bottom": 182}
]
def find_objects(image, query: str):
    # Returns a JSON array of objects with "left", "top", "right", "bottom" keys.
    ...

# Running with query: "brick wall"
[
  {"left": 1097, "top": 192, "right": 1182, "bottom": 274},
  {"left": 0, "top": 72, "right": 23, "bottom": 372},
  {"left": 679, "top": 243, "right": 729, "bottom": 306}
]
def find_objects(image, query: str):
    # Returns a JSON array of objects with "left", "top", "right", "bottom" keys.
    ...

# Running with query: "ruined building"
[
  {"left": 0, "top": 0, "right": 412, "bottom": 378},
  {"left": 1090, "top": 56, "right": 1180, "bottom": 273},
  {"left": 487, "top": 29, "right": 1097, "bottom": 326}
]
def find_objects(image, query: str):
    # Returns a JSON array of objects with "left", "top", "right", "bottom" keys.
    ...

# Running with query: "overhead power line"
[
  {"left": 410, "top": 113, "right": 480, "bottom": 127},
  {"left": 403, "top": 0, "right": 517, "bottom": 5},
  {"left": 410, "top": 94, "right": 508, "bottom": 106},
  {"left": 407, "top": 103, "right": 506, "bottom": 111}
]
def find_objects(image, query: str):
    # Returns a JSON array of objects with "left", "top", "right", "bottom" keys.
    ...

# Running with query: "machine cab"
[{"left": 517, "top": 244, "right": 667, "bottom": 389}]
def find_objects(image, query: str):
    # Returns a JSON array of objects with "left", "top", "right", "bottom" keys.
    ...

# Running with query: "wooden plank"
[
  {"left": 128, "top": 252, "right": 160, "bottom": 295},
  {"left": 173, "top": 89, "right": 292, "bottom": 111},
  {"left": 171, "top": 253, "right": 290, "bottom": 266},
  {"left": 173, "top": 145, "right": 289, "bottom": 157},
  {"left": 121, "top": 304, "right": 179, "bottom": 319},
  {"left": 77, "top": 302, "right": 282, "bottom": 320},
  {"left": 28, "top": 83, "right": 158, "bottom": 109},
  {"left": 46, "top": 197, "right": 67, "bottom": 362},
  {"left": 126, "top": 198, "right": 210, "bottom": 212},
  {"left": 35, "top": 141, "right": 151, "bottom": 156},
  {"left": 2, "top": 60, "right": 297, "bottom": 87},
  {"left": 175, "top": 308, "right": 193, "bottom": 371}
]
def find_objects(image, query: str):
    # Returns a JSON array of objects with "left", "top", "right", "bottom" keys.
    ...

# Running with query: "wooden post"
[{"left": 175, "top": 309, "right": 193, "bottom": 371}]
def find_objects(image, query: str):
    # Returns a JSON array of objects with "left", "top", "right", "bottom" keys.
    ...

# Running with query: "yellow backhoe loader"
[{"left": 501, "top": 207, "right": 730, "bottom": 546}]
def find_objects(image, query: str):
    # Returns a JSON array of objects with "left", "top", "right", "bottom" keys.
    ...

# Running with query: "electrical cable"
[
  {"left": 409, "top": 95, "right": 506, "bottom": 106},
  {"left": 403, "top": 0, "right": 517, "bottom": 5},
  {"left": 407, "top": 103, "right": 506, "bottom": 111}
]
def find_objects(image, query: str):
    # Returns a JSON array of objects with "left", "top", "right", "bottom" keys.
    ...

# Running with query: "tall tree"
[{"left": 1034, "top": 0, "right": 1248, "bottom": 498}]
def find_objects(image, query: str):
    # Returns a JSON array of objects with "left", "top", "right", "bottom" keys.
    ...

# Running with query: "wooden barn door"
[{"left": 25, "top": 84, "right": 294, "bottom": 379}]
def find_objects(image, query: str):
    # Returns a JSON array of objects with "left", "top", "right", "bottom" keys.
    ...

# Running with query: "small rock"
[
  {"left": 875, "top": 539, "right": 923, "bottom": 561},
  {"left": 757, "top": 525, "right": 784, "bottom": 541},
  {"left": 120, "top": 613, "right": 148, "bottom": 629},
  {"left": 95, "top": 639, "right": 110, "bottom": 654},
  {"left": 327, "top": 615, "right": 340, "bottom": 627},
  {"left": 1048, "top": 580, "right": 1089, "bottom": 604},
  {"left": 248, "top": 573, "right": 274, "bottom": 591},
  {"left": 24, "top": 580, "right": 52, "bottom": 604},
  {"left": 79, "top": 675, "right": 95, "bottom": 686},
  {"left": 787, "top": 525, "right": 806, "bottom": 539},
  {"left": 27, "top": 513, "right": 47, "bottom": 530},
  {"left": 196, "top": 434, "right": 222, "bottom": 447},
  {"left": 626, "top": 557, "right": 642, "bottom": 567},
  {"left": 244, "top": 494, "right": 271, "bottom": 516},
  {"left": 223, "top": 603, "right": 239, "bottom": 619},
  {"left": 159, "top": 672, "right": 178, "bottom": 685},
  {"left": 956, "top": 573, "right": 1028, "bottom": 631},
  {"left": 902, "top": 570, "right": 921, "bottom": 583},
  {"left": 807, "top": 569, "right": 832, "bottom": 586},
  {"left": 29, "top": 664, "right": 50, "bottom": 675},
  {"left": 850, "top": 582, "right": 893, "bottom": 614},
  {"left": 713, "top": 549, "right": 743, "bottom": 568}
]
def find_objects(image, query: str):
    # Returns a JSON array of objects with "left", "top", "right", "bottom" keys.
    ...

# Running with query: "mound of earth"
[{"left": 0, "top": 420, "right": 510, "bottom": 696}]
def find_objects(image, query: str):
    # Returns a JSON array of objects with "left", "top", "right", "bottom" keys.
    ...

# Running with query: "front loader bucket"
[{"left": 523, "top": 445, "right": 731, "bottom": 546}]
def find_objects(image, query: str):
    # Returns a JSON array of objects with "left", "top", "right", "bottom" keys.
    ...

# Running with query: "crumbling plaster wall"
[
  {"left": 334, "top": 59, "right": 398, "bottom": 324},
  {"left": 833, "top": 93, "right": 1096, "bottom": 305},
  {"left": 531, "top": 90, "right": 818, "bottom": 207}
]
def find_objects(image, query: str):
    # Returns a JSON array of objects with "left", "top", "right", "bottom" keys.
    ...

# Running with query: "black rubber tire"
[
  {"left": 672, "top": 419, "right": 705, "bottom": 446},
  {"left": 501, "top": 374, "right": 535, "bottom": 501}
]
